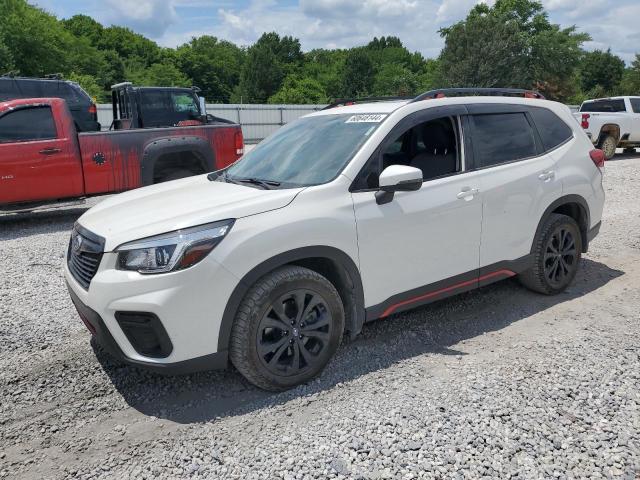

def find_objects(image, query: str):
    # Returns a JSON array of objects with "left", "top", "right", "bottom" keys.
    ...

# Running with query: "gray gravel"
[{"left": 1, "top": 153, "right": 639, "bottom": 479}]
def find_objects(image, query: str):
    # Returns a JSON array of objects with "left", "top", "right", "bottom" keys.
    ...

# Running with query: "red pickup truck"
[{"left": 0, "top": 97, "right": 243, "bottom": 211}]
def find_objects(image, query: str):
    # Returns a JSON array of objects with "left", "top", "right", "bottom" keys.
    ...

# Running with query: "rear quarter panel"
[
  {"left": 552, "top": 110, "right": 605, "bottom": 229},
  {"left": 78, "top": 124, "right": 241, "bottom": 195}
]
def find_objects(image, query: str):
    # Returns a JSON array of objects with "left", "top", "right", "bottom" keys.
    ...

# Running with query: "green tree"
[
  {"left": 372, "top": 64, "right": 418, "bottom": 96},
  {"left": 62, "top": 14, "right": 103, "bottom": 44},
  {"left": 176, "top": 36, "right": 244, "bottom": 102},
  {"left": 268, "top": 75, "right": 327, "bottom": 104},
  {"left": 439, "top": 0, "right": 589, "bottom": 100},
  {"left": 579, "top": 49, "right": 625, "bottom": 93},
  {"left": 0, "top": 36, "right": 14, "bottom": 73},
  {"left": 237, "top": 43, "right": 282, "bottom": 102},
  {"left": 98, "top": 25, "right": 161, "bottom": 67},
  {"left": 340, "top": 48, "right": 375, "bottom": 97},
  {"left": 67, "top": 72, "right": 106, "bottom": 101},
  {"left": 301, "top": 48, "right": 346, "bottom": 99},
  {"left": 619, "top": 55, "right": 640, "bottom": 95}
]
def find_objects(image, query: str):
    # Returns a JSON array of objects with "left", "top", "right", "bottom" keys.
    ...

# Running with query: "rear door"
[
  {"left": 465, "top": 105, "right": 562, "bottom": 274},
  {"left": 0, "top": 103, "right": 83, "bottom": 205}
]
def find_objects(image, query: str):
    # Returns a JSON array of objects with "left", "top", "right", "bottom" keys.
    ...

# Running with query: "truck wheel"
[
  {"left": 599, "top": 135, "right": 617, "bottom": 160},
  {"left": 519, "top": 213, "right": 582, "bottom": 295},
  {"left": 157, "top": 169, "right": 195, "bottom": 183},
  {"left": 229, "top": 266, "right": 345, "bottom": 391}
]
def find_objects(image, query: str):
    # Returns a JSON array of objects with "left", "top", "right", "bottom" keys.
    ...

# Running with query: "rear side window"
[
  {"left": 471, "top": 113, "right": 537, "bottom": 167},
  {"left": 0, "top": 106, "right": 57, "bottom": 143},
  {"left": 529, "top": 107, "right": 573, "bottom": 151},
  {"left": 630, "top": 98, "right": 640, "bottom": 114},
  {"left": 580, "top": 100, "right": 626, "bottom": 113}
]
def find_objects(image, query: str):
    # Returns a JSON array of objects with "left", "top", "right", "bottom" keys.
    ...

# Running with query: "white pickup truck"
[{"left": 573, "top": 96, "right": 640, "bottom": 159}]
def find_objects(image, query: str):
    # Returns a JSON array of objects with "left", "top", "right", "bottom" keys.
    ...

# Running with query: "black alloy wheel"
[
  {"left": 256, "top": 289, "right": 332, "bottom": 377},
  {"left": 544, "top": 226, "right": 578, "bottom": 288},
  {"left": 519, "top": 213, "right": 583, "bottom": 295},
  {"left": 229, "top": 266, "right": 345, "bottom": 391}
]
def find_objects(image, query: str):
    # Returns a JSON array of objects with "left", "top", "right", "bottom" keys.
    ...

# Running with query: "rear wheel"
[
  {"left": 599, "top": 135, "right": 617, "bottom": 160},
  {"left": 229, "top": 266, "right": 344, "bottom": 391},
  {"left": 519, "top": 213, "right": 582, "bottom": 295}
]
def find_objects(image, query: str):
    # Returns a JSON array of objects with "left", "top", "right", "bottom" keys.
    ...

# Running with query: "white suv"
[{"left": 65, "top": 88, "right": 605, "bottom": 391}]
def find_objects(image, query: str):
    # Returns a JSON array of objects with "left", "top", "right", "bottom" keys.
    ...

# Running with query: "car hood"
[{"left": 78, "top": 174, "right": 303, "bottom": 251}]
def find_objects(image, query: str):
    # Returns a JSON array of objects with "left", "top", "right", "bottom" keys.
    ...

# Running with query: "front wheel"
[
  {"left": 519, "top": 213, "right": 582, "bottom": 295},
  {"left": 229, "top": 266, "right": 345, "bottom": 391}
]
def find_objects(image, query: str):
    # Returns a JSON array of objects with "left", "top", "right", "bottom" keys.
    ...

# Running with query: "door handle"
[
  {"left": 538, "top": 170, "right": 555, "bottom": 181},
  {"left": 457, "top": 187, "right": 479, "bottom": 200},
  {"left": 39, "top": 147, "right": 61, "bottom": 155}
]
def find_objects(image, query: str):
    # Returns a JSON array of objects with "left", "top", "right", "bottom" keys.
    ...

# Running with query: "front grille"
[{"left": 67, "top": 225, "right": 105, "bottom": 290}]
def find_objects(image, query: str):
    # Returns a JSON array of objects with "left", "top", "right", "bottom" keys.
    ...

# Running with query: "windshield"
[{"left": 224, "top": 113, "right": 386, "bottom": 187}]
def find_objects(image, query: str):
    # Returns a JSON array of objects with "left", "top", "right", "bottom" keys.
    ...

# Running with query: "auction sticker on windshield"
[{"left": 345, "top": 114, "right": 387, "bottom": 123}]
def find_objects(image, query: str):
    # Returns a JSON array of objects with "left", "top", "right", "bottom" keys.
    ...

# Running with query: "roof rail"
[
  {"left": 411, "top": 88, "right": 545, "bottom": 102},
  {"left": 322, "top": 96, "right": 413, "bottom": 110},
  {"left": 44, "top": 73, "right": 63, "bottom": 80}
]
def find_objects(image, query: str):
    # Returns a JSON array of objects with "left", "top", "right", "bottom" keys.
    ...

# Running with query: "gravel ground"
[{"left": 1, "top": 152, "right": 639, "bottom": 479}]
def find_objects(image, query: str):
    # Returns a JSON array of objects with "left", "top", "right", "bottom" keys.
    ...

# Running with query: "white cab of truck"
[{"left": 573, "top": 96, "right": 640, "bottom": 159}]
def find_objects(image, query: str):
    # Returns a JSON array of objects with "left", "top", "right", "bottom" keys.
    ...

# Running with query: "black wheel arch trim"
[
  {"left": 533, "top": 195, "right": 591, "bottom": 253},
  {"left": 141, "top": 136, "right": 216, "bottom": 186},
  {"left": 217, "top": 246, "right": 365, "bottom": 354}
]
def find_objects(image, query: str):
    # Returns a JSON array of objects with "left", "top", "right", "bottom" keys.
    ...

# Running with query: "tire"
[
  {"left": 229, "top": 266, "right": 345, "bottom": 391},
  {"left": 519, "top": 213, "right": 582, "bottom": 295},
  {"left": 157, "top": 168, "right": 196, "bottom": 183},
  {"left": 623, "top": 147, "right": 637, "bottom": 155},
  {"left": 599, "top": 135, "right": 617, "bottom": 160}
]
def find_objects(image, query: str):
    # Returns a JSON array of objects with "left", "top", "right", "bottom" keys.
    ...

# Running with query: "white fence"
[{"left": 97, "top": 103, "right": 326, "bottom": 143}]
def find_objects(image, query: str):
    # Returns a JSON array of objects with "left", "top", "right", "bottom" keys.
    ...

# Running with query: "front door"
[
  {"left": 0, "top": 104, "right": 82, "bottom": 205},
  {"left": 350, "top": 108, "right": 483, "bottom": 318}
]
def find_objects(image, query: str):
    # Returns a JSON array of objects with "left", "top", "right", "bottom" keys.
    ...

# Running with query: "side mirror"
[{"left": 375, "top": 165, "right": 423, "bottom": 205}]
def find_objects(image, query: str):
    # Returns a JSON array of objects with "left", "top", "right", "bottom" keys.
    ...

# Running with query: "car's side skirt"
[{"left": 365, "top": 255, "right": 534, "bottom": 321}]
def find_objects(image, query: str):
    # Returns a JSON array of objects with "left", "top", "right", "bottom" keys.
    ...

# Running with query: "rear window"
[
  {"left": 471, "top": 113, "right": 538, "bottom": 167},
  {"left": 139, "top": 90, "right": 200, "bottom": 128},
  {"left": 580, "top": 100, "right": 626, "bottom": 113},
  {"left": 0, "top": 106, "right": 57, "bottom": 143},
  {"left": 0, "top": 79, "right": 88, "bottom": 106},
  {"left": 529, "top": 107, "right": 573, "bottom": 151}
]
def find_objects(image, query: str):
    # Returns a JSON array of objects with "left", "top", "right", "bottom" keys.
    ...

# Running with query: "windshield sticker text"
[{"left": 345, "top": 114, "right": 387, "bottom": 123}]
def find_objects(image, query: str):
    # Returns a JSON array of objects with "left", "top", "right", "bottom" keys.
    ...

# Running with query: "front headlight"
[{"left": 115, "top": 220, "right": 234, "bottom": 274}]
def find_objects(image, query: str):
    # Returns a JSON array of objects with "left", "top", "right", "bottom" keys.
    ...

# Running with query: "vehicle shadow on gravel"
[
  {"left": 95, "top": 257, "right": 623, "bottom": 424},
  {"left": 0, "top": 208, "right": 89, "bottom": 240}
]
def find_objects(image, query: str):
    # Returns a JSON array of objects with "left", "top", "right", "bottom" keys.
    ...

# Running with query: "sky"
[{"left": 33, "top": 0, "right": 640, "bottom": 63}]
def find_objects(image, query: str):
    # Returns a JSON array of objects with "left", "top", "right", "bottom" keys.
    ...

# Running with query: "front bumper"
[
  {"left": 64, "top": 246, "right": 241, "bottom": 373},
  {"left": 67, "top": 283, "right": 227, "bottom": 374}
]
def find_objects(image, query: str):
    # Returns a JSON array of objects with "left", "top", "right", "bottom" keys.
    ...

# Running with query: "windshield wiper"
[{"left": 232, "top": 177, "right": 281, "bottom": 189}]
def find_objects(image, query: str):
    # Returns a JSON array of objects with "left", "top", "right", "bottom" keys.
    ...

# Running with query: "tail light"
[
  {"left": 590, "top": 149, "right": 605, "bottom": 170},
  {"left": 234, "top": 130, "right": 244, "bottom": 156},
  {"left": 88, "top": 103, "right": 97, "bottom": 120},
  {"left": 581, "top": 113, "right": 590, "bottom": 129}
]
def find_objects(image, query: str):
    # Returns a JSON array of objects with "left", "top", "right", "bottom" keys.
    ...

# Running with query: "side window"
[
  {"left": 471, "top": 113, "right": 537, "bottom": 168},
  {"left": 0, "top": 106, "right": 57, "bottom": 143},
  {"left": 630, "top": 98, "right": 640, "bottom": 114},
  {"left": 529, "top": 107, "right": 573, "bottom": 151},
  {"left": 383, "top": 116, "right": 460, "bottom": 180},
  {"left": 353, "top": 116, "right": 461, "bottom": 190}
]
